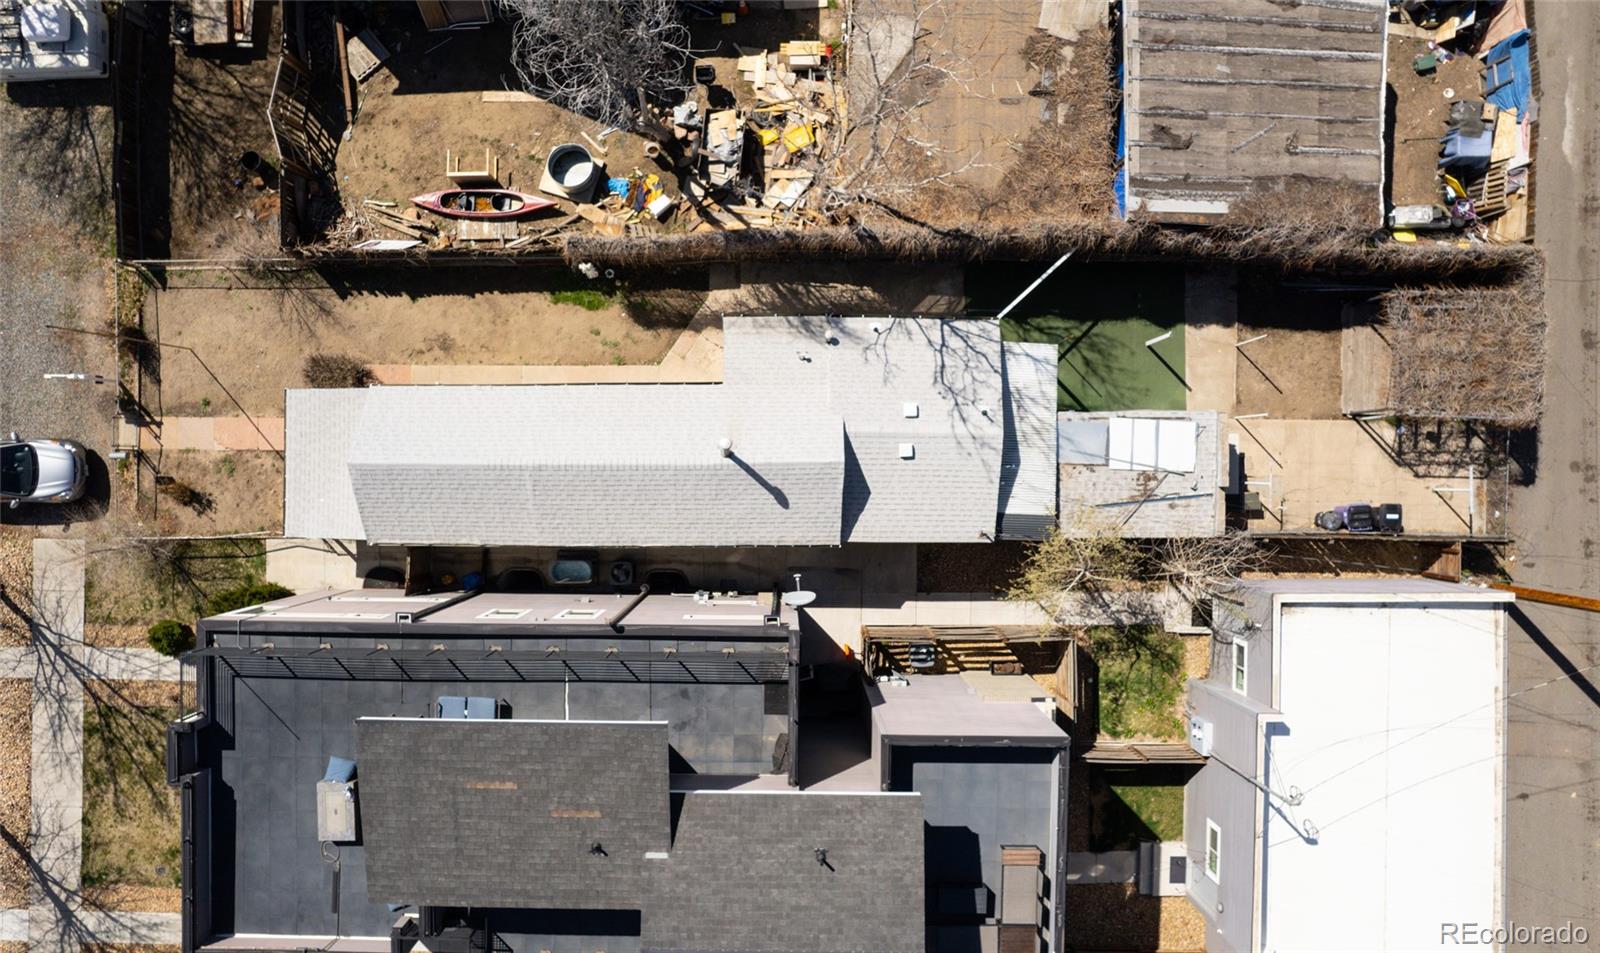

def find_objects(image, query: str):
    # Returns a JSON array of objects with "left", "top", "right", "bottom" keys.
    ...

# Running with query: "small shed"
[{"left": 1122, "top": 0, "right": 1389, "bottom": 224}]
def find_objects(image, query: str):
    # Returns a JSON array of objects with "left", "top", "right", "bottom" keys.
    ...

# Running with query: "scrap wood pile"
[
  {"left": 1390, "top": 0, "right": 1534, "bottom": 243},
  {"left": 315, "top": 198, "right": 583, "bottom": 253},
  {"left": 683, "top": 40, "right": 838, "bottom": 232}
]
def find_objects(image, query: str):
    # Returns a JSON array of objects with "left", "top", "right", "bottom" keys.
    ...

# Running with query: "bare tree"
[
  {"left": 1155, "top": 533, "right": 1263, "bottom": 607},
  {"left": 1008, "top": 511, "right": 1261, "bottom": 623},
  {"left": 496, "top": 0, "right": 694, "bottom": 133},
  {"left": 820, "top": 0, "right": 985, "bottom": 216},
  {"left": 1005, "top": 510, "right": 1145, "bottom": 621}
]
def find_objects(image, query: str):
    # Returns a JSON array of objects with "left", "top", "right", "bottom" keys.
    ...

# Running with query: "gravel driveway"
[{"left": 0, "top": 83, "right": 120, "bottom": 529}]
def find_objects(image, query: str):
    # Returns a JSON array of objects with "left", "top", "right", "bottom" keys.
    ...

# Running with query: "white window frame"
[
  {"left": 1231, "top": 637, "right": 1248, "bottom": 695},
  {"left": 1205, "top": 819, "right": 1222, "bottom": 882}
]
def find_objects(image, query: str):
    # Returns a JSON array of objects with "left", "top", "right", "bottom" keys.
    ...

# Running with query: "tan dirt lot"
[
  {"left": 149, "top": 273, "right": 691, "bottom": 415},
  {"left": 144, "top": 450, "right": 283, "bottom": 538}
]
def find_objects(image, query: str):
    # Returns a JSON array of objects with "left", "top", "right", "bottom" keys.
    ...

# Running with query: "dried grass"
[
  {"left": 81, "top": 882, "right": 183, "bottom": 912},
  {"left": 564, "top": 219, "right": 1540, "bottom": 287},
  {"left": 1380, "top": 280, "right": 1548, "bottom": 426}
]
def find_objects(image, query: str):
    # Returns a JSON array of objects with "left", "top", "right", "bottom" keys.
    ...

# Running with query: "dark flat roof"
[
  {"left": 646, "top": 791, "right": 927, "bottom": 953},
  {"left": 355, "top": 718, "right": 671, "bottom": 911}
]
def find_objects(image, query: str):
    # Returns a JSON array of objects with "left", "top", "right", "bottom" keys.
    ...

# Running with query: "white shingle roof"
[
  {"left": 283, "top": 389, "right": 368, "bottom": 540},
  {"left": 998, "top": 342, "right": 1059, "bottom": 538},
  {"left": 723, "top": 317, "right": 1006, "bottom": 543}
]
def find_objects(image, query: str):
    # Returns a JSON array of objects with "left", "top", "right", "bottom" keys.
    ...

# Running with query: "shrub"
[
  {"left": 158, "top": 479, "right": 202, "bottom": 508},
  {"left": 147, "top": 619, "right": 194, "bottom": 656},
  {"left": 303, "top": 353, "right": 374, "bottom": 388},
  {"left": 204, "top": 582, "right": 293, "bottom": 616}
]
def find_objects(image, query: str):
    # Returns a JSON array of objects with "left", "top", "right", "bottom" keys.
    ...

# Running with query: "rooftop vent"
[
  {"left": 718, "top": 437, "right": 733, "bottom": 457},
  {"left": 902, "top": 402, "right": 919, "bottom": 419},
  {"left": 899, "top": 443, "right": 916, "bottom": 460}
]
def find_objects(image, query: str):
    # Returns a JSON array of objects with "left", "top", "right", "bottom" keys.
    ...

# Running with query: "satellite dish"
[{"left": 782, "top": 590, "right": 817, "bottom": 608}]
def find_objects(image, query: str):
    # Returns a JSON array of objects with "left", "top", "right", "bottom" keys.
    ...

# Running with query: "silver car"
[{"left": 2, "top": 432, "right": 88, "bottom": 508}]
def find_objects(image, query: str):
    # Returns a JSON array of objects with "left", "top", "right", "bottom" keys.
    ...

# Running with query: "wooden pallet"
[
  {"left": 1078, "top": 741, "right": 1206, "bottom": 765},
  {"left": 1468, "top": 159, "right": 1511, "bottom": 219}
]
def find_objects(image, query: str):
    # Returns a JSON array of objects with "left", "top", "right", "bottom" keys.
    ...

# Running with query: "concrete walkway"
[
  {"left": 1224, "top": 417, "right": 1490, "bottom": 534},
  {"left": 5, "top": 539, "right": 184, "bottom": 950},
  {"left": 30, "top": 538, "right": 86, "bottom": 952}
]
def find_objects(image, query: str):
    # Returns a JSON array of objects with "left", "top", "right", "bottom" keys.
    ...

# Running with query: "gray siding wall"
[
  {"left": 1185, "top": 679, "right": 1270, "bottom": 953},
  {"left": 1208, "top": 589, "right": 1274, "bottom": 705}
]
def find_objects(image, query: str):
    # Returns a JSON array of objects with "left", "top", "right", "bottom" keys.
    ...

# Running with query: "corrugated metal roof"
[{"left": 1124, "top": 0, "right": 1388, "bottom": 224}]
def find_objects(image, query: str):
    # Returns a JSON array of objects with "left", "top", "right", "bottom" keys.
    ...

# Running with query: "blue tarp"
[
  {"left": 1114, "top": 58, "right": 1127, "bottom": 218},
  {"left": 1483, "top": 29, "right": 1532, "bottom": 114}
]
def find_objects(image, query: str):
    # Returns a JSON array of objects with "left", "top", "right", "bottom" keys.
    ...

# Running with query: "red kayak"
[{"left": 411, "top": 189, "right": 557, "bottom": 219}]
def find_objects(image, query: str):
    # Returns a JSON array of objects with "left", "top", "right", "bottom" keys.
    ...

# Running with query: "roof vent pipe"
[{"left": 719, "top": 438, "right": 733, "bottom": 457}]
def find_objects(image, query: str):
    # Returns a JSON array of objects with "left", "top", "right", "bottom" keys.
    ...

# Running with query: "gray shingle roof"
[
  {"left": 354, "top": 718, "right": 670, "bottom": 910},
  {"left": 1057, "top": 410, "right": 1225, "bottom": 537},
  {"left": 723, "top": 317, "right": 1006, "bottom": 543},
  {"left": 284, "top": 317, "right": 1037, "bottom": 546},
  {"left": 646, "top": 791, "right": 926, "bottom": 953},
  {"left": 346, "top": 384, "right": 843, "bottom": 546},
  {"left": 283, "top": 389, "right": 368, "bottom": 539}
]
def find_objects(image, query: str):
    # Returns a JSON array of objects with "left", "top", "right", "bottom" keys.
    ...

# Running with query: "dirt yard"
[
  {"left": 147, "top": 7, "right": 282, "bottom": 258},
  {"left": 331, "top": 5, "right": 838, "bottom": 240},
  {"left": 148, "top": 268, "right": 700, "bottom": 414},
  {"left": 846, "top": 0, "right": 1116, "bottom": 226},
  {"left": 0, "top": 679, "right": 30, "bottom": 908},
  {"left": 84, "top": 538, "right": 267, "bottom": 628},
  {"left": 1232, "top": 277, "right": 1346, "bottom": 419},
  {"left": 146, "top": 450, "right": 283, "bottom": 537},
  {"left": 1386, "top": 33, "right": 1484, "bottom": 209},
  {"left": 1064, "top": 884, "right": 1205, "bottom": 951}
]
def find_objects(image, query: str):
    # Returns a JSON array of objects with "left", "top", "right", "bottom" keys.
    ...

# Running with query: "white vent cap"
[
  {"left": 902, "top": 402, "right": 919, "bottom": 418},
  {"left": 898, "top": 443, "right": 916, "bottom": 460}
]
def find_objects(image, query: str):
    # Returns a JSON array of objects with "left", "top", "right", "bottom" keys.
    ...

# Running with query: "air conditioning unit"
[{"left": 1188, "top": 715, "right": 1214, "bottom": 757}]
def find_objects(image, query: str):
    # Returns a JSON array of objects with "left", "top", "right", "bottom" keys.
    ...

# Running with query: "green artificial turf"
[{"left": 973, "top": 262, "right": 1188, "bottom": 411}]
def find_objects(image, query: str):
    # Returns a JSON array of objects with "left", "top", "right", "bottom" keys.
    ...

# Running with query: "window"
[
  {"left": 1, "top": 443, "right": 37, "bottom": 497},
  {"left": 1205, "top": 820, "right": 1222, "bottom": 882},
  {"left": 1231, "top": 638, "right": 1248, "bottom": 695}
]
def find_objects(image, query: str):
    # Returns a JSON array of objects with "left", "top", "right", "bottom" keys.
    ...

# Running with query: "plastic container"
[{"left": 546, "top": 143, "right": 599, "bottom": 196}]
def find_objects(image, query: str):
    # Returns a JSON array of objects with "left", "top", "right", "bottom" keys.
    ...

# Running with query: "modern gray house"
[
  {"left": 284, "top": 316, "right": 1061, "bottom": 547},
  {"left": 1183, "top": 579, "right": 1511, "bottom": 952},
  {"left": 168, "top": 586, "right": 1072, "bottom": 953}
]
